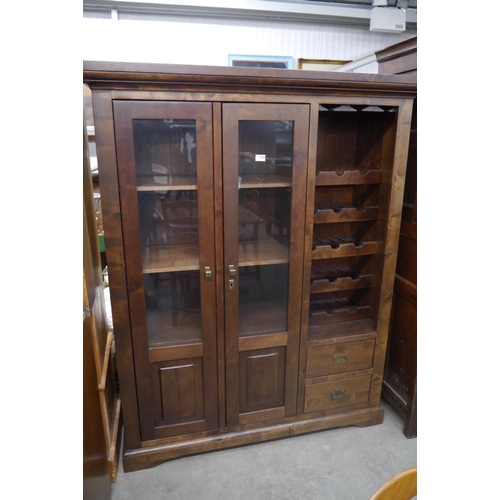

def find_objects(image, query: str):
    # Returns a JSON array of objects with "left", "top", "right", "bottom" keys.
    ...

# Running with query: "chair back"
[
  {"left": 161, "top": 198, "right": 199, "bottom": 244},
  {"left": 368, "top": 467, "right": 417, "bottom": 500}
]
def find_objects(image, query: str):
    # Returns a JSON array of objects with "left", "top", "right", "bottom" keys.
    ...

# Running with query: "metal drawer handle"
[
  {"left": 333, "top": 353, "right": 348, "bottom": 365},
  {"left": 330, "top": 389, "right": 345, "bottom": 400}
]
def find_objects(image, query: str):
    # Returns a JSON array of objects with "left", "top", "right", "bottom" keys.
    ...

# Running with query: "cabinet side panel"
[
  {"left": 370, "top": 99, "right": 414, "bottom": 404},
  {"left": 92, "top": 90, "right": 143, "bottom": 449}
]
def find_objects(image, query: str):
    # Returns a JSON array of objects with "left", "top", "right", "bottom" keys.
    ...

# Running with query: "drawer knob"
[
  {"left": 330, "top": 389, "right": 345, "bottom": 400},
  {"left": 333, "top": 353, "right": 348, "bottom": 365}
]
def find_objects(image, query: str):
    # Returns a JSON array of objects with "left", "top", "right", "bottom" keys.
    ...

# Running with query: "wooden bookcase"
[{"left": 84, "top": 62, "right": 416, "bottom": 472}]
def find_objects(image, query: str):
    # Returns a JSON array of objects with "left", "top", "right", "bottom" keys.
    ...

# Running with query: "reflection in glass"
[
  {"left": 132, "top": 119, "right": 202, "bottom": 346},
  {"left": 237, "top": 120, "right": 294, "bottom": 336}
]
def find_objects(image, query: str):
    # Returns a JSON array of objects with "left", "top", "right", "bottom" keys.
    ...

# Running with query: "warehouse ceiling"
[{"left": 83, "top": 0, "right": 417, "bottom": 29}]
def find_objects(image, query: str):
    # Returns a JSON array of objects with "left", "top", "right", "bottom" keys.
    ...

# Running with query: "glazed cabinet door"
[
  {"left": 222, "top": 103, "right": 310, "bottom": 426},
  {"left": 113, "top": 101, "right": 218, "bottom": 440}
]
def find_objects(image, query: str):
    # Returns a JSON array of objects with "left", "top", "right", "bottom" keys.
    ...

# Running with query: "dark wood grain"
[
  {"left": 87, "top": 61, "right": 416, "bottom": 470},
  {"left": 377, "top": 38, "right": 417, "bottom": 438}
]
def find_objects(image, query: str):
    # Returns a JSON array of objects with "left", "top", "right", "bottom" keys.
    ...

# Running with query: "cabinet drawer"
[
  {"left": 306, "top": 340, "right": 375, "bottom": 378},
  {"left": 304, "top": 374, "right": 372, "bottom": 413}
]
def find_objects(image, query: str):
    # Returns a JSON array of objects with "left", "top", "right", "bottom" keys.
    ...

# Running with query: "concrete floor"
[{"left": 111, "top": 399, "right": 416, "bottom": 500}]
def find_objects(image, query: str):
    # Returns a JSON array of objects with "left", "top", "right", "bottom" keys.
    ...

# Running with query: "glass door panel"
[
  {"left": 237, "top": 120, "right": 293, "bottom": 336},
  {"left": 223, "top": 103, "right": 309, "bottom": 425},
  {"left": 133, "top": 119, "right": 202, "bottom": 347},
  {"left": 113, "top": 101, "right": 217, "bottom": 439}
]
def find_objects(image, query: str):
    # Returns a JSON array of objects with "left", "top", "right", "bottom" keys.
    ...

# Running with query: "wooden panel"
[
  {"left": 306, "top": 339, "right": 375, "bottom": 378},
  {"left": 84, "top": 120, "right": 121, "bottom": 483},
  {"left": 304, "top": 374, "right": 371, "bottom": 413},
  {"left": 369, "top": 99, "right": 414, "bottom": 405},
  {"left": 384, "top": 281, "right": 417, "bottom": 412},
  {"left": 83, "top": 314, "right": 111, "bottom": 500},
  {"left": 376, "top": 36, "right": 417, "bottom": 75},
  {"left": 239, "top": 347, "right": 286, "bottom": 414},
  {"left": 151, "top": 358, "right": 204, "bottom": 426},
  {"left": 239, "top": 332, "right": 288, "bottom": 352},
  {"left": 149, "top": 343, "right": 203, "bottom": 363},
  {"left": 378, "top": 53, "right": 417, "bottom": 75},
  {"left": 395, "top": 233, "right": 417, "bottom": 285}
]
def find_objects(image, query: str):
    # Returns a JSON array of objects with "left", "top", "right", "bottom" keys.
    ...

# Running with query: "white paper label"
[{"left": 255, "top": 154, "right": 266, "bottom": 162}]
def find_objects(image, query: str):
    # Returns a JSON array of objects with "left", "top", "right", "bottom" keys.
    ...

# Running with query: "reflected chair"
[
  {"left": 160, "top": 197, "right": 200, "bottom": 325},
  {"left": 161, "top": 198, "right": 199, "bottom": 244},
  {"left": 368, "top": 467, "right": 417, "bottom": 500}
]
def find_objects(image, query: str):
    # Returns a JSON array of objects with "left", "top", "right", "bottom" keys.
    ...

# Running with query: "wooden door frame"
[
  {"left": 221, "top": 102, "right": 310, "bottom": 427},
  {"left": 112, "top": 100, "right": 219, "bottom": 440}
]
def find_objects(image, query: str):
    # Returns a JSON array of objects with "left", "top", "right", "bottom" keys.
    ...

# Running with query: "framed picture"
[
  {"left": 228, "top": 55, "right": 294, "bottom": 69},
  {"left": 298, "top": 59, "right": 351, "bottom": 71}
]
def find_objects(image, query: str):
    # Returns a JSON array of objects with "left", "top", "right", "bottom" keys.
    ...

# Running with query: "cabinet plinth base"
[{"left": 122, "top": 405, "right": 384, "bottom": 472}]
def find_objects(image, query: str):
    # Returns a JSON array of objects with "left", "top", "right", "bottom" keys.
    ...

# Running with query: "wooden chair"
[{"left": 368, "top": 467, "right": 417, "bottom": 500}]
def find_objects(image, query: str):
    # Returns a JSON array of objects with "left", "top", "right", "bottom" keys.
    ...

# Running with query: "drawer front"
[
  {"left": 306, "top": 340, "right": 375, "bottom": 378},
  {"left": 304, "top": 374, "right": 372, "bottom": 413}
]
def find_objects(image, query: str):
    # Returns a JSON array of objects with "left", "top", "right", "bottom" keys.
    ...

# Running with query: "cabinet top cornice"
[{"left": 83, "top": 61, "right": 416, "bottom": 97}]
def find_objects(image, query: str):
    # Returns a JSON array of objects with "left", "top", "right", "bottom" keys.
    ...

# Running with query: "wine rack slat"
[
  {"left": 314, "top": 206, "right": 379, "bottom": 223},
  {"left": 310, "top": 274, "right": 373, "bottom": 294},
  {"left": 315, "top": 170, "right": 383, "bottom": 186},
  {"left": 309, "top": 305, "right": 371, "bottom": 326},
  {"left": 311, "top": 241, "right": 382, "bottom": 260}
]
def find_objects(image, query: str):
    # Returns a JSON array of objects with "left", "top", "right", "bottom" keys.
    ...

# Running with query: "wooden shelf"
[
  {"left": 311, "top": 240, "right": 382, "bottom": 260},
  {"left": 240, "top": 175, "right": 291, "bottom": 189},
  {"left": 310, "top": 274, "right": 373, "bottom": 294},
  {"left": 314, "top": 206, "right": 379, "bottom": 224},
  {"left": 142, "top": 244, "right": 200, "bottom": 273},
  {"left": 239, "top": 238, "right": 289, "bottom": 266},
  {"left": 136, "top": 176, "right": 197, "bottom": 191},
  {"left": 315, "top": 170, "right": 382, "bottom": 186},
  {"left": 142, "top": 238, "right": 289, "bottom": 274}
]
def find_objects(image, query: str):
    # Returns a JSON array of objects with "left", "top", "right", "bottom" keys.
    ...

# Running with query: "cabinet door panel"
[
  {"left": 239, "top": 347, "right": 286, "bottom": 413},
  {"left": 223, "top": 103, "right": 309, "bottom": 426},
  {"left": 113, "top": 101, "right": 218, "bottom": 440},
  {"left": 151, "top": 358, "right": 206, "bottom": 432}
]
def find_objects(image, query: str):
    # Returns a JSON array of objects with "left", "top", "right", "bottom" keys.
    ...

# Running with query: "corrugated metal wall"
[{"left": 83, "top": 9, "right": 415, "bottom": 72}]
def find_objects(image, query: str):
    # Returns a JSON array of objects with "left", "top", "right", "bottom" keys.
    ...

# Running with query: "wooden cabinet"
[
  {"left": 84, "top": 62, "right": 415, "bottom": 472},
  {"left": 376, "top": 36, "right": 417, "bottom": 438},
  {"left": 83, "top": 119, "right": 121, "bottom": 485}
]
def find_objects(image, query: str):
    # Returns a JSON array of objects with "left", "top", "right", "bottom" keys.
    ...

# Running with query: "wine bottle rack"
[{"left": 306, "top": 105, "right": 394, "bottom": 337}]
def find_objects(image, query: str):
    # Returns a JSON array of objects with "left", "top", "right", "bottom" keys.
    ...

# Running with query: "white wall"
[{"left": 83, "top": 9, "right": 416, "bottom": 73}]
